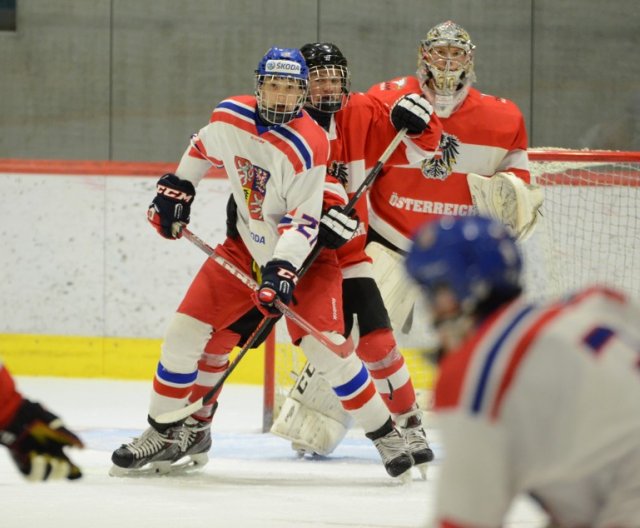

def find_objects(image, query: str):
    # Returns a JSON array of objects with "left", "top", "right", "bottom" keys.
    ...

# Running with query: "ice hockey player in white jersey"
[
  {"left": 111, "top": 47, "right": 414, "bottom": 480},
  {"left": 405, "top": 215, "right": 640, "bottom": 528}
]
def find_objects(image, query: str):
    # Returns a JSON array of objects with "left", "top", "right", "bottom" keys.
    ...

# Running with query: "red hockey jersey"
[
  {"left": 367, "top": 77, "right": 530, "bottom": 251},
  {"left": 326, "top": 91, "right": 442, "bottom": 275}
]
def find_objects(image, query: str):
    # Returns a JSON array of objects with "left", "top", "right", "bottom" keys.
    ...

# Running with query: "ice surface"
[{"left": 0, "top": 377, "right": 548, "bottom": 528}]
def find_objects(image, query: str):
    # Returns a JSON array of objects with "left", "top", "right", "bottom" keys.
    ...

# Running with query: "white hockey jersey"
[
  {"left": 433, "top": 286, "right": 640, "bottom": 528},
  {"left": 174, "top": 95, "right": 330, "bottom": 269}
]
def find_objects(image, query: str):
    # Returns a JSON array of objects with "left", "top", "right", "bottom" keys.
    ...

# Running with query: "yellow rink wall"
[{"left": 1, "top": 333, "right": 437, "bottom": 390}]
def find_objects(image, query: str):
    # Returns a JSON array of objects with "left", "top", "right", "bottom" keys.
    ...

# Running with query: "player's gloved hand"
[
  {"left": 254, "top": 260, "right": 298, "bottom": 316},
  {"left": 390, "top": 93, "right": 433, "bottom": 135},
  {"left": 147, "top": 173, "right": 196, "bottom": 239},
  {"left": 0, "top": 399, "right": 84, "bottom": 481},
  {"left": 318, "top": 206, "right": 359, "bottom": 249}
]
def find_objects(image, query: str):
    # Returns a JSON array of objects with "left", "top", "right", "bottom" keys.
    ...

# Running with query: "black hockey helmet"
[
  {"left": 300, "top": 42, "right": 348, "bottom": 69},
  {"left": 300, "top": 42, "right": 350, "bottom": 113}
]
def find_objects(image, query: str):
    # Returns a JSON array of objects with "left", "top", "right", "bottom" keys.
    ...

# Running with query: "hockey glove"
[
  {"left": 390, "top": 93, "right": 433, "bottom": 135},
  {"left": 147, "top": 173, "right": 196, "bottom": 239},
  {"left": 318, "top": 206, "right": 359, "bottom": 249},
  {"left": 254, "top": 260, "right": 298, "bottom": 316},
  {"left": 0, "top": 399, "right": 83, "bottom": 481}
]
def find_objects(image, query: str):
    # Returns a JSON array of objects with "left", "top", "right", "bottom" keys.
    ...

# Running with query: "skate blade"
[
  {"left": 109, "top": 461, "right": 173, "bottom": 478},
  {"left": 108, "top": 454, "right": 208, "bottom": 478},
  {"left": 414, "top": 462, "right": 428, "bottom": 480},
  {"left": 395, "top": 469, "right": 413, "bottom": 485}
]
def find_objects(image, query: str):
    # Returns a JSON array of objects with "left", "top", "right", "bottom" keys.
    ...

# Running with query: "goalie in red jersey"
[{"left": 365, "top": 20, "right": 543, "bottom": 334}]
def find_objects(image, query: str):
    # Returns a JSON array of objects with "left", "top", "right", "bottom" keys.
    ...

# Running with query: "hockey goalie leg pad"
[
  {"left": 365, "top": 241, "right": 419, "bottom": 332},
  {"left": 270, "top": 361, "right": 353, "bottom": 456},
  {"left": 467, "top": 171, "right": 544, "bottom": 241},
  {"left": 300, "top": 334, "right": 393, "bottom": 435}
]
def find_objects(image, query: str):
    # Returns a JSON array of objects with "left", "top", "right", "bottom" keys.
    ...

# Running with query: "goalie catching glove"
[
  {"left": 467, "top": 171, "right": 544, "bottom": 241},
  {"left": 254, "top": 259, "right": 298, "bottom": 316},
  {"left": 318, "top": 206, "right": 359, "bottom": 249},
  {"left": 0, "top": 399, "right": 83, "bottom": 481},
  {"left": 390, "top": 93, "right": 433, "bottom": 135},
  {"left": 147, "top": 173, "right": 196, "bottom": 239}
]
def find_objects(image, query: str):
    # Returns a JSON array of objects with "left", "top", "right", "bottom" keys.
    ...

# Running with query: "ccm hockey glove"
[
  {"left": 390, "top": 93, "right": 433, "bottom": 135},
  {"left": 318, "top": 206, "right": 359, "bottom": 249},
  {"left": 255, "top": 260, "right": 299, "bottom": 316},
  {"left": 147, "top": 173, "right": 196, "bottom": 239},
  {"left": 0, "top": 399, "right": 83, "bottom": 481}
]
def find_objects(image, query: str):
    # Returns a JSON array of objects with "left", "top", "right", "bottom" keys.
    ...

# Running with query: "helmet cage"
[
  {"left": 306, "top": 64, "right": 351, "bottom": 113},
  {"left": 256, "top": 74, "right": 308, "bottom": 125},
  {"left": 416, "top": 21, "right": 476, "bottom": 116},
  {"left": 255, "top": 47, "right": 309, "bottom": 125}
]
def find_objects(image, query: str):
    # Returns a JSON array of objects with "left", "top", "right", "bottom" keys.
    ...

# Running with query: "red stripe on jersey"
[
  {"left": 211, "top": 111, "right": 258, "bottom": 138},
  {"left": 489, "top": 304, "right": 563, "bottom": 420},
  {"left": 261, "top": 131, "right": 305, "bottom": 173},
  {"left": 340, "top": 380, "right": 377, "bottom": 410},
  {"left": 488, "top": 286, "right": 624, "bottom": 419},
  {"left": 434, "top": 304, "right": 511, "bottom": 410}
]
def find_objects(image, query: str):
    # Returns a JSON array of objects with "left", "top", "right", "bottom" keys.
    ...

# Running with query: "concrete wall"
[{"left": 0, "top": 0, "right": 638, "bottom": 162}]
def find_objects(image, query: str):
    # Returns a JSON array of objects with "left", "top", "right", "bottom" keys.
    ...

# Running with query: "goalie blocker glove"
[
  {"left": 318, "top": 206, "right": 359, "bottom": 249},
  {"left": 0, "top": 399, "right": 83, "bottom": 481},
  {"left": 147, "top": 173, "right": 196, "bottom": 239},
  {"left": 255, "top": 260, "right": 299, "bottom": 316},
  {"left": 390, "top": 93, "right": 433, "bottom": 135}
]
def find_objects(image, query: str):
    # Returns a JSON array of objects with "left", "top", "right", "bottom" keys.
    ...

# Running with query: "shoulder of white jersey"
[
  {"left": 209, "top": 94, "right": 257, "bottom": 124},
  {"left": 271, "top": 112, "right": 329, "bottom": 171},
  {"left": 434, "top": 297, "right": 552, "bottom": 419},
  {"left": 436, "top": 286, "right": 633, "bottom": 420}
]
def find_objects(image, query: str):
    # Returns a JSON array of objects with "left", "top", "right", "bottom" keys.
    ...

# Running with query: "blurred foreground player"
[
  {"left": 0, "top": 360, "right": 83, "bottom": 481},
  {"left": 405, "top": 215, "right": 640, "bottom": 528}
]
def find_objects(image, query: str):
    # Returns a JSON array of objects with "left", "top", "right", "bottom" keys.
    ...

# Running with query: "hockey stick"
[
  {"left": 181, "top": 227, "right": 353, "bottom": 357},
  {"left": 154, "top": 128, "right": 407, "bottom": 424}
]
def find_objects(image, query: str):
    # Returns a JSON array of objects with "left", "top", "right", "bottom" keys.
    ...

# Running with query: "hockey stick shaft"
[
  {"left": 154, "top": 128, "right": 407, "bottom": 424},
  {"left": 296, "top": 128, "right": 407, "bottom": 277},
  {"left": 181, "top": 228, "right": 352, "bottom": 357}
]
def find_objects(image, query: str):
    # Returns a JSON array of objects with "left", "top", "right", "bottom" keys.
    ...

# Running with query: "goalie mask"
[
  {"left": 300, "top": 42, "right": 351, "bottom": 113},
  {"left": 417, "top": 20, "right": 476, "bottom": 118},
  {"left": 406, "top": 216, "right": 522, "bottom": 350},
  {"left": 255, "top": 47, "right": 309, "bottom": 125}
]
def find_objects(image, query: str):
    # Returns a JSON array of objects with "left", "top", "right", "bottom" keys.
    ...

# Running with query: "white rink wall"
[
  {"left": 2, "top": 171, "right": 639, "bottom": 344},
  {"left": 1, "top": 173, "right": 231, "bottom": 338}
]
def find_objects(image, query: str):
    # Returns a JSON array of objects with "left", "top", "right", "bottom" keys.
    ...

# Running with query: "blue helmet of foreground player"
[
  {"left": 255, "top": 47, "right": 309, "bottom": 125},
  {"left": 405, "top": 216, "right": 523, "bottom": 314}
]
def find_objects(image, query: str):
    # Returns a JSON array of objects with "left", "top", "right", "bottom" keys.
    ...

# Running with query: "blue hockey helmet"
[
  {"left": 405, "top": 216, "right": 523, "bottom": 314},
  {"left": 255, "top": 47, "right": 309, "bottom": 125}
]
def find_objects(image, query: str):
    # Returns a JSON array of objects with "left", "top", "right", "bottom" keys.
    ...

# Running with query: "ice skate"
[
  {"left": 366, "top": 418, "right": 413, "bottom": 480},
  {"left": 173, "top": 416, "right": 212, "bottom": 469},
  {"left": 397, "top": 409, "right": 434, "bottom": 480},
  {"left": 110, "top": 422, "right": 182, "bottom": 477}
]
